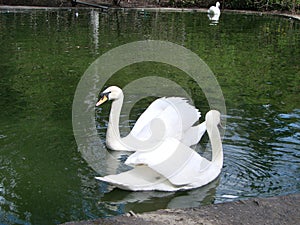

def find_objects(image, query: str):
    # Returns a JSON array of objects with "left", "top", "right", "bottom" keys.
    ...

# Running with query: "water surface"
[{"left": 0, "top": 8, "right": 299, "bottom": 224}]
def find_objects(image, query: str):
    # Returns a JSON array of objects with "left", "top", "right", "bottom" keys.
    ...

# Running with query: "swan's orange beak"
[{"left": 96, "top": 95, "right": 108, "bottom": 106}]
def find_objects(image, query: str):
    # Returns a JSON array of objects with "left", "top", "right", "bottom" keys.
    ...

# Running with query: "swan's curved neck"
[
  {"left": 106, "top": 93, "right": 124, "bottom": 149},
  {"left": 207, "top": 122, "right": 223, "bottom": 168}
]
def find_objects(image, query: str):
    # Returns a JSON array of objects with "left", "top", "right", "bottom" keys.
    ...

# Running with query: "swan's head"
[
  {"left": 96, "top": 86, "right": 123, "bottom": 106},
  {"left": 205, "top": 110, "right": 221, "bottom": 127},
  {"left": 216, "top": 2, "right": 220, "bottom": 8}
]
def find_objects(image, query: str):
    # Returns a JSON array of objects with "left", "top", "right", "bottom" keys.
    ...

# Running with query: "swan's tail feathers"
[{"left": 95, "top": 165, "right": 177, "bottom": 191}]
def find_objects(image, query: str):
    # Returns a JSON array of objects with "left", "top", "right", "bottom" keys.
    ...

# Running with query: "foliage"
[
  {"left": 113, "top": 0, "right": 121, "bottom": 6},
  {"left": 252, "top": 0, "right": 300, "bottom": 12},
  {"left": 165, "top": 0, "right": 300, "bottom": 12},
  {"left": 227, "top": 0, "right": 300, "bottom": 11}
]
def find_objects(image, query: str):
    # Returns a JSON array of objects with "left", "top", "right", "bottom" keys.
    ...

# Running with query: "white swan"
[
  {"left": 95, "top": 110, "right": 223, "bottom": 191},
  {"left": 96, "top": 86, "right": 206, "bottom": 151},
  {"left": 207, "top": 13, "right": 220, "bottom": 24},
  {"left": 208, "top": 2, "right": 221, "bottom": 15}
]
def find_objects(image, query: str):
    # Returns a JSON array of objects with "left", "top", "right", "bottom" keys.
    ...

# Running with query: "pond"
[{"left": 0, "top": 7, "right": 299, "bottom": 225}]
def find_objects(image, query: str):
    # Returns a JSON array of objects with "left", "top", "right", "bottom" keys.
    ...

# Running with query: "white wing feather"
[
  {"left": 95, "top": 165, "right": 179, "bottom": 191},
  {"left": 125, "top": 138, "right": 212, "bottom": 186},
  {"left": 130, "top": 97, "right": 200, "bottom": 142}
]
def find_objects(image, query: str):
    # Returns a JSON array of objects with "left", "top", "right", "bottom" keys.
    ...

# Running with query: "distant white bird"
[
  {"left": 207, "top": 13, "right": 220, "bottom": 24},
  {"left": 208, "top": 2, "right": 221, "bottom": 15},
  {"left": 96, "top": 86, "right": 206, "bottom": 151},
  {"left": 96, "top": 110, "right": 223, "bottom": 191}
]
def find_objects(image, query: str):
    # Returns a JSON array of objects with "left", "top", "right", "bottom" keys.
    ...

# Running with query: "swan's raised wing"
[
  {"left": 129, "top": 97, "right": 201, "bottom": 143},
  {"left": 164, "top": 97, "right": 201, "bottom": 132},
  {"left": 129, "top": 98, "right": 170, "bottom": 138},
  {"left": 125, "top": 138, "right": 215, "bottom": 186}
]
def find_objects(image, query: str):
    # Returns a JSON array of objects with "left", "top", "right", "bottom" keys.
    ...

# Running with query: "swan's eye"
[{"left": 98, "top": 91, "right": 111, "bottom": 101}]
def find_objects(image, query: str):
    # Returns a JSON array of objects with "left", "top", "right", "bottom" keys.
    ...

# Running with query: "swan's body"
[
  {"left": 96, "top": 110, "right": 223, "bottom": 191},
  {"left": 208, "top": 13, "right": 220, "bottom": 23},
  {"left": 208, "top": 2, "right": 221, "bottom": 15},
  {"left": 96, "top": 86, "right": 206, "bottom": 151}
]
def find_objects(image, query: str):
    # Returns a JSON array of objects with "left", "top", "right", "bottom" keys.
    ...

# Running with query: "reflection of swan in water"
[
  {"left": 96, "top": 110, "right": 223, "bottom": 191},
  {"left": 96, "top": 86, "right": 206, "bottom": 151},
  {"left": 99, "top": 178, "right": 219, "bottom": 213}
]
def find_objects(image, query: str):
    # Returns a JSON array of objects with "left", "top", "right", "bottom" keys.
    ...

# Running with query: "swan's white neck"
[
  {"left": 106, "top": 93, "right": 126, "bottom": 150},
  {"left": 207, "top": 119, "right": 223, "bottom": 168}
]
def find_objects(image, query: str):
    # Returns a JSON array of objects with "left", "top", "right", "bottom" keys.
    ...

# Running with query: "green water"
[{"left": 0, "top": 8, "right": 299, "bottom": 224}]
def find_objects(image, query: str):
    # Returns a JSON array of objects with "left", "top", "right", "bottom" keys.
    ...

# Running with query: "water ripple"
[{"left": 218, "top": 108, "right": 300, "bottom": 200}]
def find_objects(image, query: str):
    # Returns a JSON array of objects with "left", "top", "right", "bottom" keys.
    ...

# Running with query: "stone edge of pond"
[
  {"left": 60, "top": 193, "right": 300, "bottom": 225},
  {"left": 0, "top": 5, "right": 299, "bottom": 21}
]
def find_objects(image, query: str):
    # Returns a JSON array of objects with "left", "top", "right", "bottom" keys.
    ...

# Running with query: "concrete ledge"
[{"left": 62, "top": 193, "right": 300, "bottom": 225}]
